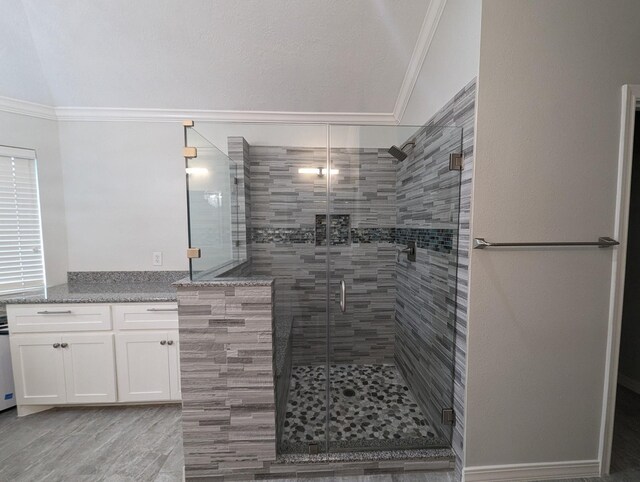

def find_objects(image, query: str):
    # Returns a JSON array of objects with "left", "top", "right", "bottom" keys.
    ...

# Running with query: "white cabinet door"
[
  {"left": 167, "top": 331, "right": 181, "bottom": 401},
  {"left": 62, "top": 333, "right": 116, "bottom": 403},
  {"left": 10, "top": 334, "right": 66, "bottom": 405},
  {"left": 115, "top": 332, "right": 171, "bottom": 402}
]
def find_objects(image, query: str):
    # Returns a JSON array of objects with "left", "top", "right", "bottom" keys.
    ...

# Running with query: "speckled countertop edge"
[{"left": 173, "top": 276, "right": 274, "bottom": 287}]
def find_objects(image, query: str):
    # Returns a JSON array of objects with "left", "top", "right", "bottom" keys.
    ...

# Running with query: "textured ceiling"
[{"left": 3, "top": 0, "right": 431, "bottom": 112}]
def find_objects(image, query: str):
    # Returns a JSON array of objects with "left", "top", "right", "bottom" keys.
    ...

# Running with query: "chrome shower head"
[{"left": 387, "top": 141, "right": 415, "bottom": 162}]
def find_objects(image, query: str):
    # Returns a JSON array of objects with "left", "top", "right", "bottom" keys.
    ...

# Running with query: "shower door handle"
[{"left": 340, "top": 280, "right": 347, "bottom": 313}]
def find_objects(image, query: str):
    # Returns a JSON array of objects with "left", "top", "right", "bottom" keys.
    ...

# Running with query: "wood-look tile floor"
[
  {"left": 0, "top": 385, "right": 637, "bottom": 482},
  {"left": 0, "top": 405, "right": 183, "bottom": 482}
]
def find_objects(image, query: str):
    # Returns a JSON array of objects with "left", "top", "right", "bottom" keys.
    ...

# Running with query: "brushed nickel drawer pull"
[
  {"left": 146, "top": 308, "right": 178, "bottom": 312},
  {"left": 37, "top": 310, "right": 72, "bottom": 315}
]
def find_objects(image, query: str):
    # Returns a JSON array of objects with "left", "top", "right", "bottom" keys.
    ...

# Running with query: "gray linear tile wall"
[
  {"left": 177, "top": 283, "right": 277, "bottom": 480},
  {"left": 249, "top": 146, "right": 397, "bottom": 366},
  {"left": 394, "top": 79, "right": 476, "bottom": 481},
  {"left": 228, "top": 136, "right": 251, "bottom": 263}
]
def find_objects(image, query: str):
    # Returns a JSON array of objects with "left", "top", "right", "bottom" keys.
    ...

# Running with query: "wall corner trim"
[
  {"left": 599, "top": 83, "right": 640, "bottom": 476},
  {"left": 462, "top": 459, "right": 600, "bottom": 482},
  {"left": 392, "top": 0, "right": 447, "bottom": 122}
]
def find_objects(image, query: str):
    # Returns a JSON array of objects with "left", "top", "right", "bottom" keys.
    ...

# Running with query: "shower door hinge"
[
  {"left": 449, "top": 153, "right": 463, "bottom": 171},
  {"left": 442, "top": 408, "right": 456, "bottom": 425},
  {"left": 234, "top": 177, "right": 239, "bottom": 185},
  {"left": 187, "top": 247, "right": 201, "bottom": 259}
]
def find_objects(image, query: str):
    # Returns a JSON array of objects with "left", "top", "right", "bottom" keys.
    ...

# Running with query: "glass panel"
[
  {"left": 185, "top": 127, "right": 242, "bottom": 279},
  {"left": 327, "top": 124, "right": 463, "bottom": 451},
  {"left": 183, "top": 122, "right": 330, "bottom": 454}
]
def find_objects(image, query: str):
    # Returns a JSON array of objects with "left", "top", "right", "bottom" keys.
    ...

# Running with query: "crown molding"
[
  {"left": 0, "top": 96, "right": 57, "bottom": 121},
  {"left": 0, "top": 97, "right": 397, "bottom": 124},
  {"left": 393, "top": 0, "right": 447, "bottom": 122},
  {"left": 54, "top": 106, "right": 398, "bottom": 124}
]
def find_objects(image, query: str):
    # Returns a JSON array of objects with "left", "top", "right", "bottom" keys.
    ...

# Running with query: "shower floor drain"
[{"left": 342, "top": 388, "right": 356, "bottom": 397}]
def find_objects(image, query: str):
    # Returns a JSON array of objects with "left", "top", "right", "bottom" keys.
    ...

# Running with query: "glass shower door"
[{"left": 326, "top": 124, "right": 463, "bottom": 452}]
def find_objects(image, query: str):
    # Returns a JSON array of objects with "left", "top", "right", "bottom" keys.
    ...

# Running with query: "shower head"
[{"left": 387, "top": 141, "right": 415, "bottom": 162}]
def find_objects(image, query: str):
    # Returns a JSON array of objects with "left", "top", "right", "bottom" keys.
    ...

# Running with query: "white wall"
[
  {"left": 465, "top": 0, "right": 640, "bottom": 470},
  {"left": 0, "top": 111, "right": 68, "bottom": 285},
  {"left": 400, "top": 0, "right": 481, "bottom": 125},
  {"left": 58, "top": 121, "right": 188, "bottom": 271}
]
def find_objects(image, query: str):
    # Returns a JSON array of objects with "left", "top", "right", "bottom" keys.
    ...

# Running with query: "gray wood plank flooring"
[
  {"left": 0, "top": 386, "right": 637, "bottom": 482},
  {"left": 0, "top": 405, "right": 453, "bottom": 482}
]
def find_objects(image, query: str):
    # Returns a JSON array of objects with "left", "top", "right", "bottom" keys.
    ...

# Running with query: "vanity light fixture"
[
  {"left": 185, "top": 167, "right": 209, "bottom": 175},
  {"left": 298, "top": 167, "right": 339, "bottom": 177}
]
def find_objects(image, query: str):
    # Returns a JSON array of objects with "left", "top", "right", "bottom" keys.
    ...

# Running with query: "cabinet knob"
[
  {"left": 167, "top": 340, "right": 174, "bottom": 345},
  {"left": 60, "top": 343, "right": 68, "bottom": 348},
  {"left": 160, "top": 340, "right": 167, "bottom": 345},
  {"left": 52, "top": 343, "right": 60, "bottom": 348}
]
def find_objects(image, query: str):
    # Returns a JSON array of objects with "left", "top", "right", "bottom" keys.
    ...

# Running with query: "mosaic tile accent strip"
[
  {"left": 280, "top": 364, "right": 444, "bottom": 454},
  {"left": 351, "top": 227, "right": 396, "bottom": 244},
  {"left": 248, "top": 225, "right": 454, "bottom": 251},
  {"left": 251, "top": 227, "right": 315, "bottom": 244},
  {"left": 396, "top": 228, "right": 454, "bottom": 252},
  {"left": 315, "top": 214, "right": 351, "bottom": 246},
  {"left": 177, "top": 283, "right": 277, "bottom": 480}
]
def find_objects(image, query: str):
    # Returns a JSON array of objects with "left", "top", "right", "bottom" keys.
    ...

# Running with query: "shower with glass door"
[{"left": 184, "top": 121, "right": 463, "bottom": 456}]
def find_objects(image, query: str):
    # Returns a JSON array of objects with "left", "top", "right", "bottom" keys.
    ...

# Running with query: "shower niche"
[{"left": 182, "top": 122, "right": 463, "bottom": 456}]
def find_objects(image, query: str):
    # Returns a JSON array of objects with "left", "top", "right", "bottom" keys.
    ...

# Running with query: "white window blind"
[{"left": 0, "top": 146, "right": 45, "bottom": 297}]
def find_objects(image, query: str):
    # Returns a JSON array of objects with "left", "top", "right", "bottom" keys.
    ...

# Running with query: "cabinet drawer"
[
  {"left": 113, "top": 303, "right": 178, "bottom": 330},
  {"left": 7, "top": 305, "right": 111, "bottom": 333}
]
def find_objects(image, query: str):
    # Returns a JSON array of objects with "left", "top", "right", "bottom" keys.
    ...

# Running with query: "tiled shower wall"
[
  {"left": 394, "top": 79, "right": 476, "bottom": 479},
  {"left": 249, "top": 146, "right": 397, "bottom": 366},
  {"left": 228, "top": 136, "right": 251, "bottom": 264}
]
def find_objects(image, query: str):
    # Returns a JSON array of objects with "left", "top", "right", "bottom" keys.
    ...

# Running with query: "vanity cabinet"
[
  {"left": 115, "top": 331, "right": 181, "bottom": 402},
  {"left": 10, "top": 333, "right": 116, "bottom": 405},
  {"left": 6, "top": 302, "right": 180, "bottom": 411}
]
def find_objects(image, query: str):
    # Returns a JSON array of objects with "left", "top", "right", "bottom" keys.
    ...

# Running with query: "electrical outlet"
[{"left": 152, "top": 251, "right": 163, "bottom": 266}]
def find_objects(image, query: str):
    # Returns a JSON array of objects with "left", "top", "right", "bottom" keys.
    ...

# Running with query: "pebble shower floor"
[{"left": 280, "top": 364, "right": 445, "bottom": 453}]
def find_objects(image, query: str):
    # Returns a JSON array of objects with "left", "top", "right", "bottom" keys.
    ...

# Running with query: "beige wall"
[
  {"left": 0, "top": 111, "right": 68, "bottom": 286},
  {"left": 401, "top": 0, "right": 481, "bottom": 124},
  {"left": 57, "top": 121, "right": 189, "bottom": 271},
  {"left": 465, "top": 0, "right": 640, "bottom": 468}
]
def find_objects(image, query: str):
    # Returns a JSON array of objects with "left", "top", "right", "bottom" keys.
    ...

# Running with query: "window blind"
[{"left": 0, "top": 146, "right": 45, "bottom": 297}]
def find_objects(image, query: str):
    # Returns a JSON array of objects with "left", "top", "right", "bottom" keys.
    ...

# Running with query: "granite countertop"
[
  {"left": 1, "top": 281, "right": 178, "bottom": 305},
  {"left": 173, "top": 276, "right": 274, "bottom": 287}
]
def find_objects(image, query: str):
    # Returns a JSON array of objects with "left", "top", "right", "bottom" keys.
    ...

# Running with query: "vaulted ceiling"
[{"left": 2, "top": 0, "right": 436, "bottom": 114}]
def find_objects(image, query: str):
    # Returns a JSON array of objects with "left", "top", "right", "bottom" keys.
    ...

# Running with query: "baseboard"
[
  {"left": 618, "top": 374, "right": 640, "bottom": 395},
  {"left": 463, "top": 459, "right": 600, "bottom": 481}
]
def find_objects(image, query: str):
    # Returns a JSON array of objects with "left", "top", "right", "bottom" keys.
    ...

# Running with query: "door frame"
[{"left": 599, "top": 84, "right": 640, "bottom": 475}]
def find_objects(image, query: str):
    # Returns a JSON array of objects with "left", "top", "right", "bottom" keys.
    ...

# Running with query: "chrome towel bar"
[{"left": 473, "top": 236, "right": 620, "bottom": 250}]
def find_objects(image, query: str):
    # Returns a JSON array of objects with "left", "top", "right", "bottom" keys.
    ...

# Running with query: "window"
[{"left": 0, "top": 146, "right": 45, "bottom": 297}]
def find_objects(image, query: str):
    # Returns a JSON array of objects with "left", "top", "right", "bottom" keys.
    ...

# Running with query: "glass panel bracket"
[
  {"left": 449, "top": 153, "right": 463, "bottom": 171},
  {"left": 442, "top": 408, "right": 456, "bottom": 425},
  {"left": 187, "top": 247, "right": 201, "bottom": 259}
]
